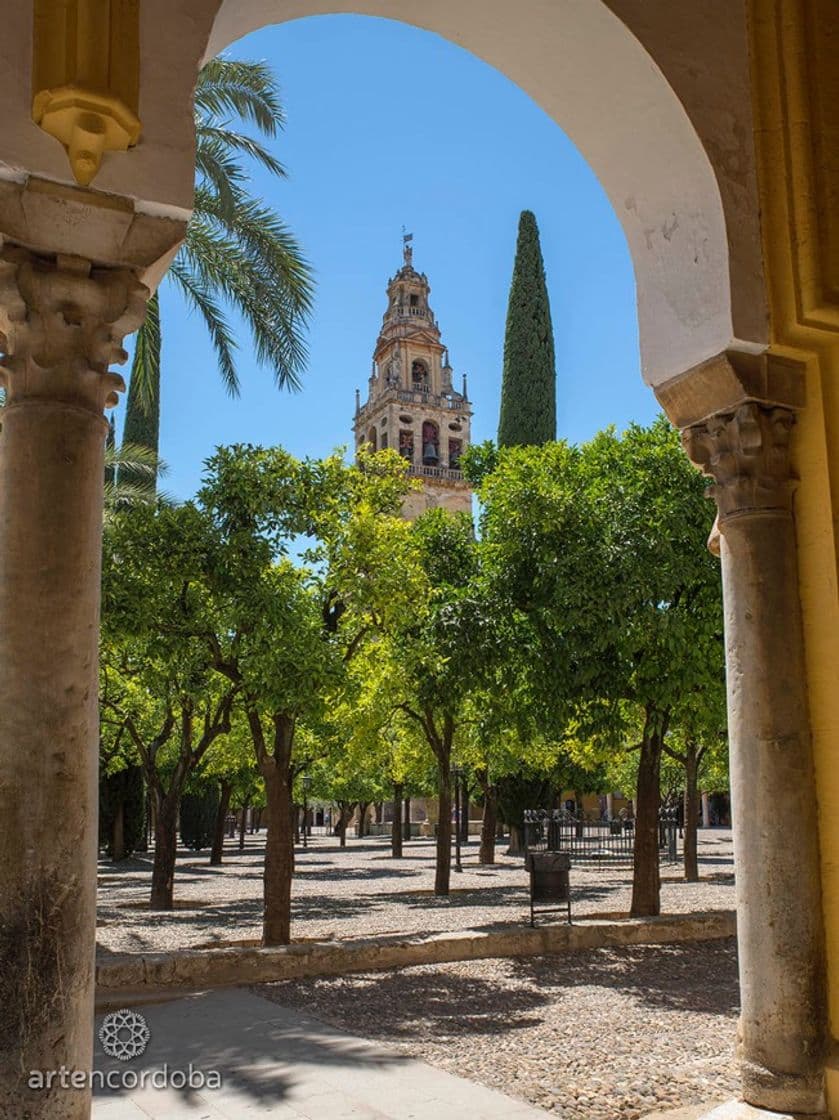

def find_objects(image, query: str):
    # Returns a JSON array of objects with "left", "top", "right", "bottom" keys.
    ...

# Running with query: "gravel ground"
[
  {"left": 257, "top": 938, "right": 740, "bottom": 1120},
  {"left": 96, "top": 830, "right": 735, "bottom": 954}
]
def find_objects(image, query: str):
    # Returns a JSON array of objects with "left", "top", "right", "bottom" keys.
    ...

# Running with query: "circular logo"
[{"left": 98, "top": 1008, "right": 151, "bottom": 1062}]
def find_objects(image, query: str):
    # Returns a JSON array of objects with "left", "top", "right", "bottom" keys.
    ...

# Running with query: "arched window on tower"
[
  {"left": 448, "top": 438, "right": 463, "bottom": 470},
  {"left": 412, "top": 359, "right": 429, "bottom": 391},
  {"left": 399, "top": 429, "right": 415, "bottom": 463},
  {"left": 367, "top": 426, "right": 377, "bottom": 451},
  {"left": 422, "top": 420, "right": 440, "bottom": 466}
]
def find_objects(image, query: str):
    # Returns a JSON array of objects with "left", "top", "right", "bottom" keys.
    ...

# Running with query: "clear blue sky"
[{"left": 120, "top": 14, "right": 658, "bottom": 500}]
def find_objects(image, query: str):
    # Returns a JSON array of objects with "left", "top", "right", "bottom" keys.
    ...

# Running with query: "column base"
[
  {"left": 703, "top": 1102, "right": 825, "bottom": 1120},
  {"left": 740, "top": 1059, "right": 825, "bottom": 1117},
  {"left": 641, "top": 1101, "right": 826, "bottom": 1120}
]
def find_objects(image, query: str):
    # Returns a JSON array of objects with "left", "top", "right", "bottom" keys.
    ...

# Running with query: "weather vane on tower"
[{"left": 402, "top": 226, "right": 414, "bottom": 266}]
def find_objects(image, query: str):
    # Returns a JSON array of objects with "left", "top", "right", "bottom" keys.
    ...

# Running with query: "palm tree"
[
  {"left": 104, "top": 417, "right": 170, "bottom": 520},
  {"left": 122, "top": 57, "right": 314, "bottom": 469}
]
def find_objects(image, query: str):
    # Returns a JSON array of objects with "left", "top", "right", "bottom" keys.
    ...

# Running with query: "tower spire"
[
  {"left": 402, "top": 226, "right": 414, "bottom": 267},
  {"left": 354, "top": 243, "right": 473, "bottom": 520}
]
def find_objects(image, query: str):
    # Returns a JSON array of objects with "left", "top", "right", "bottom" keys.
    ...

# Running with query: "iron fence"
[{"left": 523, "top": 807, "right": 681, "bottom": 866}]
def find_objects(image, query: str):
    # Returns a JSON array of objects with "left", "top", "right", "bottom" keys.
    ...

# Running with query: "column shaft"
[
  {"left": 0, "top": 247, "right": 145, "bottom": 1119},
  {"left": 721, "top": 512, "right": 826, "bottom": 1112},
  {"left": 0, "top": 400, "right": 107, "bottom": 1119},
  {"left": 684, "top": 401, "right": 827, "bottom": 1115}
]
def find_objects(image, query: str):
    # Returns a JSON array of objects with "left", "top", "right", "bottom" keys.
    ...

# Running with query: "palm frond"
[
  {"left": 104, "top": 481, "right": 175, "bottom": 523},
  {"left": 194, "top": 136, "right": 245, "bottom": 221},
  {"left": 104, "top": 443, "right": 171, "bottom": 520},
  {"left": 194, "top": 189, "right": 313, "bottom": 316},
  {"left": 196, "top": 124, "right": 287, "bottom": 180},
  {"left": 181, "top": 217, "right": 309, "bottom": 390},
  {"left": 168, "top": 257, "right": 240, "bottom": 395},
  {"left": 105, "top": 441, "right": 168, "bottom": 479},
  {"left": 194, "top": 58, "right": 286, "bottom": 136},
  {"left": 151, "top": 54, "right": 314, "bottom": 404}
]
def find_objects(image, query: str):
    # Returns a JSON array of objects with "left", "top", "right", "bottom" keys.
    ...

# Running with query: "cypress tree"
[
  {"left": 180, "top": 786, "right": 220, "bottom": 851},
  {"left": 120, "top": 290, "right": 161, "bottom": 484},
  {"left": 497, "top": 210, "right": 557, "bottom": 446}
]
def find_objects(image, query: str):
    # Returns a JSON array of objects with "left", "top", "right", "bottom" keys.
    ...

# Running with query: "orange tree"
[{"left": 469, "top": 416, "right": 724, "bottom": 916}]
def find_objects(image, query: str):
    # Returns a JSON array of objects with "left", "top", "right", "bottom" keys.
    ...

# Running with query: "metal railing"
[{"left": 523, "top": 807, "right": 680, "bottom": 866}]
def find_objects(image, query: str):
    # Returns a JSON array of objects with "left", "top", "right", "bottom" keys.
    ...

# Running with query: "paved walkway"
[{"left": 92, "top": 988, "right": 551, "bottom": 1119}]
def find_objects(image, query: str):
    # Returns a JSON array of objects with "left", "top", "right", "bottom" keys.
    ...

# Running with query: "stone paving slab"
[{"left": 92, "top": 988, "right": 553, "bottom": 1119}]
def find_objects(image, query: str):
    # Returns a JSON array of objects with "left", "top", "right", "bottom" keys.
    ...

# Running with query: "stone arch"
[{"left": 196, "top": 0, "right": 747, "bottom": 387}]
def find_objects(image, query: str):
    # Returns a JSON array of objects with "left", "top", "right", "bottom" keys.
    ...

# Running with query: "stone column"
[
  {"left": 606, "top": 792, "right": 615, "bottom": 819},
  {"left": 0, "top": 247, "right": 146, "bottom": 1119},
  {"left": 684, "top": 402, "right": 827, "bottom": 1115},
  {"left": 701, "top": 791, "right": 711, "bottom": 829}
]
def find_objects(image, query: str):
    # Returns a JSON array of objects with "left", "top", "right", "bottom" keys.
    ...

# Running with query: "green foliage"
[
  {"left": 460, "top": 439, "right": 499, "bottom": 488},
  {"left": 103, "top": 440, "right": 169, "bottom": 520},
  {"left": 497, "top": 210, "right": 556, "bottom": 447},
  {"left": 477, "top": 416, "right": 725, "bottom": 742},
  {"left": 496, "top": 771, "right": 553, "bottom": 832},
  {"left": 475, "top": 416, "right": 726, "bottom": 911},
  {"left": 98, "top": 765, "right": 146, "bottom": 858},
  {"left": 180, "top": 785, "right": 220, "bottom": 850}
]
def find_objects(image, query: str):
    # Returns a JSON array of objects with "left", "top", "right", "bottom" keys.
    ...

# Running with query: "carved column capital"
[
  {"left": 0, "top": 246, "right": 147, "bottom": 416},
  {"left": 682, "top": 401, "right": 797, "bottom": 530}
]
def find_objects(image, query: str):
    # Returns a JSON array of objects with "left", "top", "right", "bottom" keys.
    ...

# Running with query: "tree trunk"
[
  {"left": 336, "top": 801, "right": 355, "bottom": 847},
  {"left": 435, "top": 759, "right": 452, "bottom": 896},
  {"left": 210, "top": 780, "right": 232, "bottom": 866},
  {"left": 479, "top": 785, "right": 497, "bottom": 865},
  {"left": 111, "top": 799, "right": 125, "bottom": 862},
  {"left": 357, "top": 801, "right": 370, "bottom": 838},
  {"left": 683, "top": 744, "right": 700, "bottom": 882},
  {"left": 262, "top": 766, "right": 293, "bottom": 946},
  {"left": 392, "top": 782, "right": 403, "bottom": 858},
  {"left": 288, "top": 789, "right": 296, "bottom": 874},
  {"left": 403, "top": 796, "right": 411, "bottom": 841},
  {"left": 239, "top": 801, "right": 249, "bottom": 850},
  {"left": 507, "top": 823, "right": 525, "bottom": 856},
  {"left": 630, "top": 723, "right": 664, "bottom": 917},
  {"left": 150, "top": 793, "right": 178, "bottom": 910}
]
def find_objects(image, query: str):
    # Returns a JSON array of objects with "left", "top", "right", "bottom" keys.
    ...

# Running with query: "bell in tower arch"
[{"left": 422, "top": 421, "right": 440, "bottom": 465}]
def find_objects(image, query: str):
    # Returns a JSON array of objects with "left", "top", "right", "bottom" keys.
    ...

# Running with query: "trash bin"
[{"left": 526, "top": 850, "right": 571, "bottom": 926}]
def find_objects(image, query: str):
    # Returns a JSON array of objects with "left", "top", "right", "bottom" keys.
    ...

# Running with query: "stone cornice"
[{"left": 654, "top": 349, "right": 806, "bottom": 430}]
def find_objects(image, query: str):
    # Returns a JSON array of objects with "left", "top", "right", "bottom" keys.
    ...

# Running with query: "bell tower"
[{"left": 354, "top": 235, "right": 473, "bottom": 519}]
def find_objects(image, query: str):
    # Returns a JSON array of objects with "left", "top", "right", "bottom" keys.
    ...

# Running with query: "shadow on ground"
[
  {"left": 509, "top": 937, "right": 740, "bottom": 1015},
  {"left": 259, "top": 969, "right": 551, "bottom": 1041},
  {"left": 93, "top": 990, "right": 409, "bottom": 1108}
]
